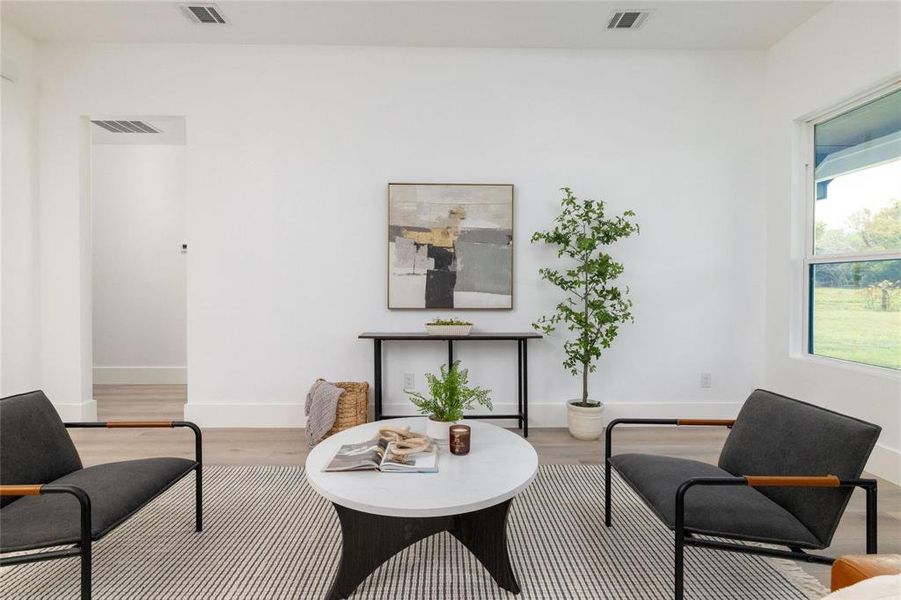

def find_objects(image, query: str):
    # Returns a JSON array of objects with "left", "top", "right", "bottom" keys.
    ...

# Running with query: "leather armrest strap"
[
  {"left": 745, "top": 475, "right": 840, "bottom": 487},
  {"left": 107, "top": 421, "right": 174, "bottom": 428},
  {"left": 0, "top": 485, "right": 43, "bottom": 496}
]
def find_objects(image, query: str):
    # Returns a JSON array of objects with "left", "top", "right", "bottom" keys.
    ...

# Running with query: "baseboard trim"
[
  {"left": 53, "top": 399, "right": 98, "bottom": 422},
  {"left": 186, "top": 401, "right": 744, "bottom": 429},
  {"left": 93, "top": 367, "right": 186, "bottom": 385},
  {"left": 866, "top": 443, "right": 901, "bottom": 486},
  {"left": 385, "top": 401, "right": 744, "bottom": 428}
]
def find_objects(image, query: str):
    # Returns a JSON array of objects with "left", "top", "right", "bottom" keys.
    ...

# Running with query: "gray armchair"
[
  {"left": 605, "top": 389, "right": 880, "bottom": 599},
  {"left": 0, "top": 390, "right": 202, "bottom": 600}
]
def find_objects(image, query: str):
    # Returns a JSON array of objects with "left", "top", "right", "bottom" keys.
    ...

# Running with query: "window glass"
[
  {"left": 810, "top": 259, "right": 901, "bottom": 370},
  {"left": 813, "top": 89, "right": 901, "bottom": 255}
]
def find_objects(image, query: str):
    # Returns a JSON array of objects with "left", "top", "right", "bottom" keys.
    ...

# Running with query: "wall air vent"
[
  {"left": 181, "top": 4, "right": 228, "bottom": 25},
  {"left": 607, "top": 11, "right": 651, "bottom": 30},
  {"left": 91, "top": 120, "right": 161, "bottom": 134}
]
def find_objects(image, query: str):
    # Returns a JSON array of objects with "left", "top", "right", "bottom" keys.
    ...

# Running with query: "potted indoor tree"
[
  {"left": 406, "top": 361, "right": 492, "bottom": 441},
  {"left": 532, "top": 187, "right": 639, "bottom": 440}
]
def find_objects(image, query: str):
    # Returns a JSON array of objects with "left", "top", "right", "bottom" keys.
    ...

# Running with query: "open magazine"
[{"left": 324, "top": 427, "right": 438, "bottom": 473}]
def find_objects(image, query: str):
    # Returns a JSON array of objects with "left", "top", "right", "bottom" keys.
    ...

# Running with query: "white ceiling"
[{"left": 2, "top": 1, "right": 829, "bottom": 50}]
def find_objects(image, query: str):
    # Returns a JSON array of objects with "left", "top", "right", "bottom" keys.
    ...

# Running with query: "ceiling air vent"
[
  {"left": 607, "top": 11, "right": 651, "bottom": 30},
  {"left": 181, "top": 4, "right": 228, "bottom": 25},
  {"left": 91, "top": 120, "right": 161, "bottom": 134}
]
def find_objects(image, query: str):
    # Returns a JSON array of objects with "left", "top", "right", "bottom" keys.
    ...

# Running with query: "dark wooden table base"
[{"left": 326, "top": 499, "right": 521, "bottom": 600}]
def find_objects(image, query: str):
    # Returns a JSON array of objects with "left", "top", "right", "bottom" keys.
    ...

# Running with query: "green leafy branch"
[{"left": 406, "top": 361, "right": 492, "bottom": 422}]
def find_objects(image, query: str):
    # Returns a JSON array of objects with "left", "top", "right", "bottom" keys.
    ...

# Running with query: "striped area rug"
[{"left": 1, "top": 465, "right": 827, "bottom": 599}]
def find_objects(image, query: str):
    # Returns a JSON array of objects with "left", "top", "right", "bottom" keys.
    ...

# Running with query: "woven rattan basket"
[{"left": 323, "top": 381, "right": 369, "bottom": 439}]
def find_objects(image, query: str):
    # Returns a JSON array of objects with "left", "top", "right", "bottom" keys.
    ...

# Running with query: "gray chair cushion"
[
  {"left": 0, "top": 391, "right": 83, "bottom": 508},
  {"left": 718, "top": 390, "right": 881, "bottom": 547},
  {"left": 610, "top": 453, "right": 822, "bottom": 548},
  {"left": 0, "top": 457, "right": 196, "bottom": 552}
]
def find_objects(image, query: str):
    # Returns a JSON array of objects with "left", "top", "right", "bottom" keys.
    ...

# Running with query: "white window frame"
[{"left": 800, "top": 80, "right": 901, "bottom": 372}]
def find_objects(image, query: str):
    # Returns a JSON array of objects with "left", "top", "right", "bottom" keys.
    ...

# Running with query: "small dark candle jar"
[{"left": 449, "top": 424, "right": 471, "bottom": 456}]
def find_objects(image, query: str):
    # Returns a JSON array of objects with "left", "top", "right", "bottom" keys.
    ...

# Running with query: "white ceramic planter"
[
  {"left": 567, "top": 400, "right": 604, "bottom": 441},
  {"left": 425, "top": 324, "right": 472, "bottom": 336},
  {"left": 426, "top": 417, "right": 456, "bottom": 442}
]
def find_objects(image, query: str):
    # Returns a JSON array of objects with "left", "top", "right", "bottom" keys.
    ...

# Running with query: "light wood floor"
[{"left": 76, "top": 384, "right": 901, "bottom": 588}]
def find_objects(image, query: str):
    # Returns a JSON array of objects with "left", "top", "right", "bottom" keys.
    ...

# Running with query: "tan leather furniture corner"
[{"left": 831, "top": 554, "right": 901, "bottom": 592}]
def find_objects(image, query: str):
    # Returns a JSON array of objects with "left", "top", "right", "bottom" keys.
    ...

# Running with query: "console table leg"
[
  {"left": 517, "top": 340, "right": 523, "bottom": 432},
  {"left": 448, "top": 339, "right": 454, "bottom": 369},
  {"left": 450, "top": 499, "right": 521, "bottom": 594},
  {"left": 373, "top": 339, "right": 382, "bottom": 421},
  {"left": 522, "top": 340, "right": 529, "bottom": 438}
]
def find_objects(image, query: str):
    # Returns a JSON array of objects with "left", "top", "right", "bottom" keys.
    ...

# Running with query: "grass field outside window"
[{"left": 811, "top": 286, "right": 901, "bottom": 370}]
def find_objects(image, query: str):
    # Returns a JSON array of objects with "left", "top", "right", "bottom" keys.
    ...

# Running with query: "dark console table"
[{"left": 359, "top": 332, "right": 542, "bottom": 437}]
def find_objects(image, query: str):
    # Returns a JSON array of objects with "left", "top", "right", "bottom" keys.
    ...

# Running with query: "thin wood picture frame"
[{"left": 387, "top": 183, "right": 514, "bottom": 310}]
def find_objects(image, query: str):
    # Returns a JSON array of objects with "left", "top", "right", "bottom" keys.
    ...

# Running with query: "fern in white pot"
[{"left": 405, "top": 361, "right": 491, "bottom": 441}]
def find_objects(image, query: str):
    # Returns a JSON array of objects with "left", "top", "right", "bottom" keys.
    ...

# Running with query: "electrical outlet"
[
  {"left": 403, "top": 373, "right": 415, "bottom": 390},
  {"left": 700, "top": 373, "right": 712, "bottom": 389}
]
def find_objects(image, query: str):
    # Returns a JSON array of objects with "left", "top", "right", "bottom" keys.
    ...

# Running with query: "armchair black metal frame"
[
  {"left": 0, "top": 420, "right": 202, "bottom": 600},
  {"left": 605, "top": 416, "right": 878, "bottom": 600}
]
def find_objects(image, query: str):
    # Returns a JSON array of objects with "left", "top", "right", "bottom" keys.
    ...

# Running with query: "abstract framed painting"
[{"left": 388, "top": 183, "right": 513, "bottom": 310}]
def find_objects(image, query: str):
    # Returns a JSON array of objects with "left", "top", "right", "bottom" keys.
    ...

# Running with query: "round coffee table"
[{"left": 306, "top": 417, "right": 538, "bottom": 600}]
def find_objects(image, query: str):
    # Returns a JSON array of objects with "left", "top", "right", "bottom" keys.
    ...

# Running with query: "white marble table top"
[{"left": 305, "top": 417, "right": 538, "bottom": 518}]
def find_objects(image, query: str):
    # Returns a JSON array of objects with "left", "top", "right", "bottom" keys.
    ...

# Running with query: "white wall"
[
  {"left": 34, "top": 43, "right": 767, "bottom": 429},
  {"left": 91, "top": 144, "right": 186, "bottom": 384},
  {"left": 764, "top": 1, "right": 901, "bottom": 483},
  {"left": 28, "top": 58, "right": 95, "bottom": 420},
  {"left": 1, "top": 24, "right": 41, "bottom": 396}
]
